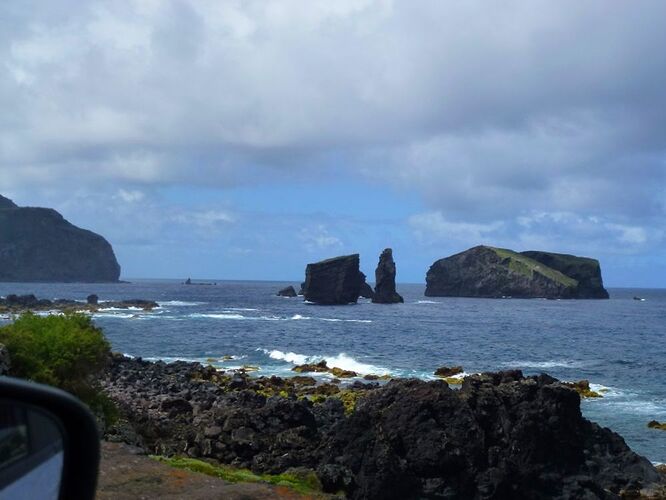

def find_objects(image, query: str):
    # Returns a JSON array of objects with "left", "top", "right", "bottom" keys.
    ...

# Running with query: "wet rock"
[
  {"left": 292, "top": 361, "right": 330, "bottom": 373},
  {"left": 562, "top": 379, "right": 603, "bottom": 398},
  {"left": 277, "top": 286, "right": 297, "bottom": 297},
  {"left": 87, "top": 294, "right": 99, "bottom": 305},
  {"left": 330, "top": 367, "right": 357, "bottom": 378},
  {"left": 434, "top": 365, "right": 464, "bottom": 378},
  {"left": 647, "top": 420, "right": 666, "bottom": 431}
]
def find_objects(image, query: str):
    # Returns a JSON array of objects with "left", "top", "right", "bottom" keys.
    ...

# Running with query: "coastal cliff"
[
  {"left": 0, "top": 195, "right": 120, "bottom": 282},
  {"left": 426, "top": 245, "right": 608, "bottom": 299},
  {"left": 521, "top": 250, "right": 609, "bottom": 299}
]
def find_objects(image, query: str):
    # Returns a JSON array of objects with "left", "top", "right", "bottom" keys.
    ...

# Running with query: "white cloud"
[
  {"left": 409, "top": 211, "right": 504, "bottom": 246},
  {"left": 115, "top": 189, "right": 145, "bottom": 203},
  {"left": 299, "top": 225, "right": 343, "bottom": 252}
]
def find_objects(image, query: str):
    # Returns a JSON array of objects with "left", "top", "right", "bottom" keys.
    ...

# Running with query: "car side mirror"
[{"left": 0, "top": 377, "right": 100, "bottom": 500}]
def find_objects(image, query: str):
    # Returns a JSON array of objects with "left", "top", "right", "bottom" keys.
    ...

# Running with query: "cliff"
[
  {"left": 0, "top": 195, "right": 120, "bottom": 282},
  {"left": 425, "top": 246, "right": 580, "bottom": 298},
  {"left": 521, "top": 250, "right": 609, "bottom": 299},
  {"left": 302, "top": 254, "right": 364, "bottom": 305}
]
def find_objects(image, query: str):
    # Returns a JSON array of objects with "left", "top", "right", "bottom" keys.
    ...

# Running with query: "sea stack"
[
  {"left": 372, "top": 248, "right": 403, "bottom": 303},
  {"left": 302, "top": 254, "right": 364, "bottom": 305},
  {"left": 0, "top": 195, "right": 120, "bottom": 282}
]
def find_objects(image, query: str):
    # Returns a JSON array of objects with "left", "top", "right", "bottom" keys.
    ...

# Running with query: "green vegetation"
[
  {"left": 0, "top": 312, "right": 116, "bottom": 423},
  {"left": 490, "top": 247, "right": 579, "bottom": 288},
  {"left": 151, "top": 456, "right": 323, "bottom": 495}
]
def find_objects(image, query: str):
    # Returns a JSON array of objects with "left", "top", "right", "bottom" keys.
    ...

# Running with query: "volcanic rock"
[
  {"left": 434, "top": 365, "right": 463, "bottom": 378},
  {"left": 102, "top": 357, "right": 665, "bottom": 499},
  {"left": 277, "top": 286, "right": 297, "bottom": 298},
  {"left": 372, "top": 248, "right": 403, "bottom": 304},
  {"left": 425, "top": 245, "right": 581, "bottom": 299},
  {"left": 302, "top": 254, "right": 364, "bottom": 305},
  {"left": 521, "top": 250, "right": 609, "bottom": 298},
  {"left": 0, "top": 195, "right": 120, "bottom": 282},
  {"left": 87, "top": 294, "right": 99, "bottom": 305},
  {"left": 358, "top": 272, "right": 375, "bottom": 300}
]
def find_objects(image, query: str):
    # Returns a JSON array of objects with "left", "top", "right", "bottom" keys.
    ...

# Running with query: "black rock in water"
[
  {"left": 0, "top": 195, "right": 120, "bottom": 282},
  {"left": 302, "top": 254, "right": 364, "bottom": 305},
  {"left": 358, "top": 278, "right": 375, "bottom": 300},
  {"left": 277, "top": 286, "right": 297, "bottom": 297},
  {"left": 372, "top": 248, "right": 403, "bottom": 303},
  {"left": 87, "top": 294, "right": 99, "bottom": 305},
  {"left": 520, "top": 250, "right": 609, "bottom": 299}
]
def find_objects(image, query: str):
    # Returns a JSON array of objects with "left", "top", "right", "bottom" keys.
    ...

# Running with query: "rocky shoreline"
[
  {"left": 102, "top": 355, "right": 665, "bottom": 499},
  {"left": 0, "top": 293, "right": 159, "bottom": 314}
]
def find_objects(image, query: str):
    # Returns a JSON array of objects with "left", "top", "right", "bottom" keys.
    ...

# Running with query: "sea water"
[{"left": 1, "top": 280, "right": 664, "bottom": 463}]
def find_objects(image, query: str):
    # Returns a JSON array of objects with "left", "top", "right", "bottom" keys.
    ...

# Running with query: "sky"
[{"left": 1, "top": 1, "right": 665, "bottom": 286}]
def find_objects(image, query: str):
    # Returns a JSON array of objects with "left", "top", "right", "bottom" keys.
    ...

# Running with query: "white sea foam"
[
  {"left": 266, "top": 350, "right": 310, "bottom": 365},
  {"left": 191, "top": 313, "right": 246, "bottom": 320},
  {"left": 501, "top": 360, "right": 583, "bottom": 369},
  {"left": 159, "top": 300, "right": 205, "bottom": 307},
  {"left": 319, "top": 318, "right": 372, "bottom": 323},
  {"left": 416, "top": 300, "right": 440, "bottom": 304},
  {"left": 225, "top": 307, "right": 259, "bottom": 311},
  {"left": 260, "top": 349, "right": 387, "bottom": 376},
  {"left": 291, "top": 314, "right": 310, "bottom": 320}
]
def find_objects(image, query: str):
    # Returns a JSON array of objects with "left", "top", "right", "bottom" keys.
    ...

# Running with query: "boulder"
[
  {"left": 302, "top": 254, "right": 364, "bottom": 305},
  {"left": 520, "top": 250, "right": 609, "bottom": 298},
  {"left": 425, "top": 245, "right": 580, "bottom": 299},
  {"left": 434, "top": 365, "right": 463, "bottom": 378},
  {"left": 87, "top": 294, "right": 99, "bottom": 305},
  {"left": 372, "top": 248, "right": 403, "bottom": 304},
  {"left": 277, "top": 286, "right": 297, "bottom": 298},
  {"left": 0, "top": 195, "right": 120, "bottom": 282}
]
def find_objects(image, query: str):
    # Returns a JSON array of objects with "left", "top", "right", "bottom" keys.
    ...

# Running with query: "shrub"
[{"left": 0, "top": 312, "right": 115, "bottom": 423}]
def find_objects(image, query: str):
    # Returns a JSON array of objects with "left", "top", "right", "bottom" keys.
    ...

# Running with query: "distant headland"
[{"left": 0, "top": 194, "right": 120, "bottom": 283}]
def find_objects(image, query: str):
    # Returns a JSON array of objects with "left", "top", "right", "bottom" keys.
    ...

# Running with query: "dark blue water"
[{"left": 1, "top": 281, "right": 664, "bottom": 463}]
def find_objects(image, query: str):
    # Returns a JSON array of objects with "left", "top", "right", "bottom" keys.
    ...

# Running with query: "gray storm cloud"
[{"left": 1, "top": 0, "right": 665, "bottom": 231}]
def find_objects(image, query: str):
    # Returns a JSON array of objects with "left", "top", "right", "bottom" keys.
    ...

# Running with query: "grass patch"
[
  {"left": 151, "top": 456, "right": 323, "bottom": 495},
  {"left": 490, "top": 247, "right": 578, "bottom": 288}
]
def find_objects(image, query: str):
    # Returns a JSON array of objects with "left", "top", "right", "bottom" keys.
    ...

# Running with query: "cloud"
[
  {"left": 299, "top": 225, "right": 343, "bottom": 252},
  {"left": 1, "top": 1, "right": 666, "bottom": 282}
]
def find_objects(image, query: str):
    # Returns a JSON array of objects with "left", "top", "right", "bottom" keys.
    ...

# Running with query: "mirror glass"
[{"left": 0, "top": 401, "right": 64, "bottom": 500}]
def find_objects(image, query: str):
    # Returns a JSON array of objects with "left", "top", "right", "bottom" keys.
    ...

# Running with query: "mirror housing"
[{"left": 0, "top": 376, "right": 100, "bottom": 499}]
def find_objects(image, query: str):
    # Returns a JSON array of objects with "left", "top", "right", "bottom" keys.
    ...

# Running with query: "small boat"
[{"left": 633, "top": 296, "right": 645, "bottom": 301}]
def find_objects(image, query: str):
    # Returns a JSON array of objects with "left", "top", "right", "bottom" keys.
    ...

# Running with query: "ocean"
[{"left": 1, "top": 280, "right": 664, "bottom": 464}]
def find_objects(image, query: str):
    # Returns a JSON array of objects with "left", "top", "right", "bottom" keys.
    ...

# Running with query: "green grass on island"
[
  {"left": 151, "top": 456, "right": 324, "bottom": 495},
  {"left": 489, "top": 247, "right": 579, "bottom": 288}
]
